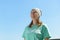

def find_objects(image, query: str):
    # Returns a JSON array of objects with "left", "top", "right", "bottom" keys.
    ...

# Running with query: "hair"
[
  {"left": 29, "top": 8, "right": 42, "bottom": 27},
  {"left": 29, "top": 19, "right": 42, "bottom": 28}
]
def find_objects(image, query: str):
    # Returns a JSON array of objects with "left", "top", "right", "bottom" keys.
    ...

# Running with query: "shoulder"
[
  {"left": 24, "top": 25, "right": 29, "bottom": 30},
  {"left": 42, "top": 23, "right": 48, "bottom": 29},
  {"left": 41, "top": 23, "right": 49, "bottom": 32}
]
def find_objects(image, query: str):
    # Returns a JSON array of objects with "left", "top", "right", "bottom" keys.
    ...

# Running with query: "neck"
[{"left": 32, "top": 19, "right": 37, "bottom": 25}]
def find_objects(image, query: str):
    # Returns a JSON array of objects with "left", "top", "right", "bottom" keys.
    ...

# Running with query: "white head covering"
[{"left": 32, "top": 8, "right": 42, "bottom": 17}]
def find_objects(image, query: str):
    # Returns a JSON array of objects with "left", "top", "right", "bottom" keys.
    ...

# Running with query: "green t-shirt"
[{"left": 22, "top": 23, "right": 51, "bottom": 40}]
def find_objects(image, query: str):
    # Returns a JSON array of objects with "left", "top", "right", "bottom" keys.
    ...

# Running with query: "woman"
[{"left": 22, "top": 8, "right": 51, "bottom": 40}]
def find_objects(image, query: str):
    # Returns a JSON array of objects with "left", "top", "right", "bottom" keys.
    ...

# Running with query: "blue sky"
[{"left": 0, "top": 0, "right": 60, "bottom": 40}]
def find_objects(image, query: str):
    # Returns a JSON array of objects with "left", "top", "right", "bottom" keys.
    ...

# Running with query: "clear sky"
[{"left": 0, "top": 0, "right": 60, "bottom": 40}]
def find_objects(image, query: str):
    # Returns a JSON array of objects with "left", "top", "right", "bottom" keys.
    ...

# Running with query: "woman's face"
[{"left": 30, "top": 9, "right": 39, "bottom": 20}]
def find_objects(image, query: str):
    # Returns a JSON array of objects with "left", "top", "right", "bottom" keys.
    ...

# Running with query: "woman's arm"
[
  {"left": 42, "top": 24, "right": 51, "bottom": 40},
  {"left": 45, "top": 38, "right": 49, "bottom": 40},
  {"left": 24, "top": 38, "right": 26, "bottom": 40}
]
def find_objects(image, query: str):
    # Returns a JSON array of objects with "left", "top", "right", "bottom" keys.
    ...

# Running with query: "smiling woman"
[{"left": 22, "top": 8, "right": 51, "bottom": 40}]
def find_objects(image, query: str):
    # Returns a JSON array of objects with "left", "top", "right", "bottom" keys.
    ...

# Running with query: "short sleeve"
[
  {"left": 42, "top": 24, "right": 51, "bottom": 39},
  {"left": 22, "top": 29, "right": 26, "bottom": 38},
  {"left": 22, "top": 26, "right": 28, "bottom": 38}
]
